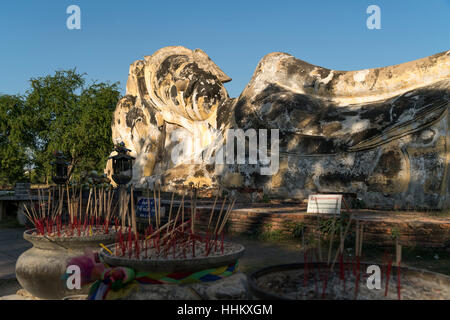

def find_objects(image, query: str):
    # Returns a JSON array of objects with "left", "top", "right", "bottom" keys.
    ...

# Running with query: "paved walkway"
[
  {"left": 0, "top": 228, "right": 30, "bottom": 298},
  {"left": 0, "top": 228, "right": 30, "bottom": 279}
]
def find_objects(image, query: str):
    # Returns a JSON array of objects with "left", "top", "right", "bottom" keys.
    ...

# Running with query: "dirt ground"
[{"left": 0, "top": 278, "right": 21, "bottom": 297}]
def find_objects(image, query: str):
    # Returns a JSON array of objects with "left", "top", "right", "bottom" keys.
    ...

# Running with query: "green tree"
[
  {"left": 0, "top": 94, "right": 31, "bottom": 185},
  {"left": 25, "top": 69, "right": 120, "bottom": 183}
]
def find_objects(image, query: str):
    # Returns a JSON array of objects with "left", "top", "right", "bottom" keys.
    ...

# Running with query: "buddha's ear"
[{"left": 193, "top": 49, "right": 232, "bottom": 83}]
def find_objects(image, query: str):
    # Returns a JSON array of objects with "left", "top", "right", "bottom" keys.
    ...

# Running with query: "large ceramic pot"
[
  {"left": 249, "top": 262, "right": 450, "bottom": 300},
  {"left": 15, "top": 229, "right": 116, "bottom": 300}
]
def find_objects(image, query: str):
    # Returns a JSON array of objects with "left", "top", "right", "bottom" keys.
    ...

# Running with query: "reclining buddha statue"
[{"left": 106, "top": 46, "right": 449, "bottom": 210}]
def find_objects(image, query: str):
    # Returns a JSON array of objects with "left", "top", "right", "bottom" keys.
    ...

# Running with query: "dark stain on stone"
[
  {"left": 375, "top": 150, "right": 402, "bottom": 178},
  {"left": 143, "top": 100, "right": 158, "bottom": 126},
  {"left": 179, "top": 62, "right": 225, "bottom": 114},
  {"left": 206, "top": 164, "right": 215, "bottom": 173},
  {"left": 217, "top": 98, "right": 235, "bottom": 130},
  {"left": 170, "top": 85, "right": 179, "bottom": 106},
  {"left": 251, "top": 171, "right": 271, "bottom": 186},
  {"left": 194, "top": 170, "right": 204, "bottom": 178},
  {"left": 156, "top": 55, "right": 190, "bottom": 83},
  {"left": 126, "top": 107, "right": 147, "bottom": 129},
  {"left": 319, "top": 172, "right": 365, "bottom": 185},
  {"left": 119, "top": 95, "right": 136, "bottom": 110},
  {"left": 282, "top": 57, "right": 329, "bottom": 78},
  {"left": 234, "top": 97, "right": 262, "bottom": 130},
  {"left": 341, "top": 111, "right": 359, "bottom": 117},
  {"left": 349, "top": 128, "right": 381, "bottom": 147},
  {"left": 250, "top": 84, "right": 323, "bottom": 124},
  {"left": 294, "top": 136, "right": 339, "bottom": 154},
  {"left": 320, "top": 105, "right": 348, "bottom": 122},
  {"left": 138, "top": 77, "right": 149, "bottom": 98},
  {"left": 369, "top": 69, "right": 380, "bottom": 90}
]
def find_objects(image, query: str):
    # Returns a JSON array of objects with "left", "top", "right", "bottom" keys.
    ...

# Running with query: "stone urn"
[
  {"left": 249, "top": 262, "right": 450, "bottom": 300},
  {"left": 94, "top": 241, "right": 248, "bottom": 300},
  {"left": 15, "top": 229, "right": 116, "bottom": 300}
]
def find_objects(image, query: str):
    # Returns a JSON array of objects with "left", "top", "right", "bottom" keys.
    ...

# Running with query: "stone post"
[
  {"left": 15, "top": 183, "right": 31, "bottom": 226},
  {"left": 0, "top": 201, "right": 3, "bottom": 222},
  {"left": 17, "top": 201, "right": 27, "bottom": 226}
]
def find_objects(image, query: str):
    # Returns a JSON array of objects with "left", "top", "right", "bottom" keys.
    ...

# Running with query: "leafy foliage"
[
  {"left": 391, "top": 227, "right": 400, "bottom": 240},
  {"left": 0, "top": 69, "right": 120, "bottom": 185},
  {"left": 318, "top": 217, "right": 342, "bottom": 237},
  {"left": 0, "top": 95, "right": 31, "bottom": 185},
  {"left": 282, "top": 220, "right": 305, "bottom": 239}
]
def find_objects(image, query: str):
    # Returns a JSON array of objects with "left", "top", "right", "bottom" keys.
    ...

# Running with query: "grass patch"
[
  {"left": 248, "top": 223, "right": 290, "bottom": 241},
  {"left": 246, "top": 221, "right": 306, "bottom": 242}
]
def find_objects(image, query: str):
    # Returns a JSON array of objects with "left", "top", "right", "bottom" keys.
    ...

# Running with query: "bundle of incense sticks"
[
  {"left": 110, "top": 190, "right": 236, "bottom": 259},
  {"left": 330, "top": 214, "right": 354, "bottom": 271},
  {"left": 297, "top": 210, "right": 358, "bottom": 299},
  {"left": 22, "top": 185, "right": 121, "bottom": 237},
  {"left": 293, "top": 209, "right": 409, "bottom": 300}
]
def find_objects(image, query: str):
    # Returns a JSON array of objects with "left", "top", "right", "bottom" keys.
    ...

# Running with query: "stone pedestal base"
[{"left": 121, "top": 272, "right": 249, "bottom": 300}]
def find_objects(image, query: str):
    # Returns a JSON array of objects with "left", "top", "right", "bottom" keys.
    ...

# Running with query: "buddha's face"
[{"left": 150, "top": 53, "right": 229, "bottom": 121}]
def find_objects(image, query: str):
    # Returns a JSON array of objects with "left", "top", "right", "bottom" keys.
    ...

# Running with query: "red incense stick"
[
  {"left": 303, "top": 250, "right": 309, "bottom": 288},
  {"left": 385, "top": 260, "right": 392, "bottom": 297},
  {"left": 354, "top": 255, "right": 360, "bottom": 300},
  {"left": 397, "top": 261, "right": 401, "bottom": 300}
]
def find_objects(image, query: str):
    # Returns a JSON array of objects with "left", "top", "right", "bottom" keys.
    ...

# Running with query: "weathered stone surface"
[
  {"left": 122, "top": 272, "right": 248, "bottom": 300},
  {"left": 107, "top": 47, "right": 449, "bottom": 209},
  {"left": 191, "top": 272, "right": 249, "bottom": 300},
  {"left": 106, "top": 46, "right": 233, "bottom": 189},
  {"left": 15, "top": 230, "right": 116, "bottom": 300}
]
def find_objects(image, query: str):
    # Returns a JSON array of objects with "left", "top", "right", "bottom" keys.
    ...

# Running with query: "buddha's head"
[{"left": 142, "top": 46, "right": 231, "bottom": 122}]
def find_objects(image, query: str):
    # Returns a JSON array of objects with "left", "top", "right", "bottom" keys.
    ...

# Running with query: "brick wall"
[{"left": 183, "top": 204, "right": 450, "bottom": 249}]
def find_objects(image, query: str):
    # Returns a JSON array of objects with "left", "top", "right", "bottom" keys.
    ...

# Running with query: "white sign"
[{"left": 307, "top": 194, "right": 342, "bottom": 214}]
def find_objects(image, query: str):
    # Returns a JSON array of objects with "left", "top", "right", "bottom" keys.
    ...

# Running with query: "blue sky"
[{"left": 0, "top": 0, "right": 449, "bottom": 98}]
